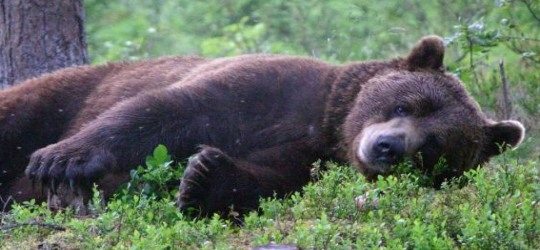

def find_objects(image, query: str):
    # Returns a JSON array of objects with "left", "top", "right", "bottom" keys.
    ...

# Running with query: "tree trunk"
[{"left": 0, "top": 0, "right": 88, "bottom": 88}]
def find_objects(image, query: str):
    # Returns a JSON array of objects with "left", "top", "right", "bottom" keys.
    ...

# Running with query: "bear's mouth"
[{"left": 410, "top": 135, "right": 444, "bottom": 172}]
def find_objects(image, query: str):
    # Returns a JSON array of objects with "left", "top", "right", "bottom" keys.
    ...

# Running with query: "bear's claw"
[
  {"left": 177, "top": 146, "right": 235, "bottom": 214},
  {"left": 25, "top": 142, "right": 114, "bottom": 212}
]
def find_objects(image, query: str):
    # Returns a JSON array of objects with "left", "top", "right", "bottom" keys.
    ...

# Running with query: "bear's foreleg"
[{"left": 178, "top": 143, "right": 316, "bottom": 217}]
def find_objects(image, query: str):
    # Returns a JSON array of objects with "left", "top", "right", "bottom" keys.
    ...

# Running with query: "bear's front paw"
[
  {"left": 177, "top": 146, "right": 235, "bottom": 214},
  {"left": 25, "top": 142, "right": 115, "bottom": 211}
]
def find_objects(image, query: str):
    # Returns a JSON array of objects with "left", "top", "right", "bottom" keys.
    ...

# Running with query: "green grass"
[{"left": 1, "top": 143, "right": 538, "bottom": 249}]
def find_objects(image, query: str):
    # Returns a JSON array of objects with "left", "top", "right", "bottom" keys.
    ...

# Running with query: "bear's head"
[{"left": 343, "top": 36, "right": 525, "bottom": 186}]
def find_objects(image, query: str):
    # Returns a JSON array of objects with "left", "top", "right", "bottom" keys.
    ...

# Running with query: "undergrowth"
[{"left": 1, "top": 145, "right": 538, "bottom": 249}]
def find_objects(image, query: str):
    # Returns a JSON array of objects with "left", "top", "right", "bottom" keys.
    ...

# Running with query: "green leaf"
[{"left": 152, "top": 144, "right": 170, "bottom": 164}]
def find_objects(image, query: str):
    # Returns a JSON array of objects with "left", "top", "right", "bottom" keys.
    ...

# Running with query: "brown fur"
[
  {"left": 0, "top": 36, "right": 524, "bottom": 215},
  {"left": 1, "top": 56, "right": 207, "bottom": 208}
]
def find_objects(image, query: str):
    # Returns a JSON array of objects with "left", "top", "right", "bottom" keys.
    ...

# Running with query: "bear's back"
[{"left": 63, "top": 56, "right": 208, "bottom": 137}]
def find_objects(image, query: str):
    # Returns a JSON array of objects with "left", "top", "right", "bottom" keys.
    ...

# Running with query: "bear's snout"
[
  {"left": 355, "top": 118, "right": 424, "bottom": 175},
  {"left": 373, "top": 135, "right": 405, "bottom": 165}
]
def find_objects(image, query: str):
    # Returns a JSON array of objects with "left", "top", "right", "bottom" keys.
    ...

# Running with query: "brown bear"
[{"left": 0, "top": 36, "right": 524, "bottom": 216}]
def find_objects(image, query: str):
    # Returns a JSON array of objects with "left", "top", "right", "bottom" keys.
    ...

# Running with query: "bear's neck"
[{"left": 321, "top": 58, "right": 404, "bottom": 160}]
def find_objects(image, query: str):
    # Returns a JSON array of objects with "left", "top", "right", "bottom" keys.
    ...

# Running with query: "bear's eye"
[{"left": 394, "top": 105, "right": 409, "bottom": 117}]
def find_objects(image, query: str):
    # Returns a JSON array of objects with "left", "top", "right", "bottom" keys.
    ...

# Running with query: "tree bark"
[{"left": 0, "top": 0, "right": 88, "bottom": 88}]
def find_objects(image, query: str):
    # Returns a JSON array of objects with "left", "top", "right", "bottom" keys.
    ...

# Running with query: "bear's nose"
[{"left": 373, "top": 135, "right": 405, "bottom": 165}]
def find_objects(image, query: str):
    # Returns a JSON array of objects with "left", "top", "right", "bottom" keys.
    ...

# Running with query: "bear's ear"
[
  {"left": 483, "top": 120, "right": 526, "bottom": 157},
  {"left": 406, "top": 35, "right": 445, "bottom": 72}
]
